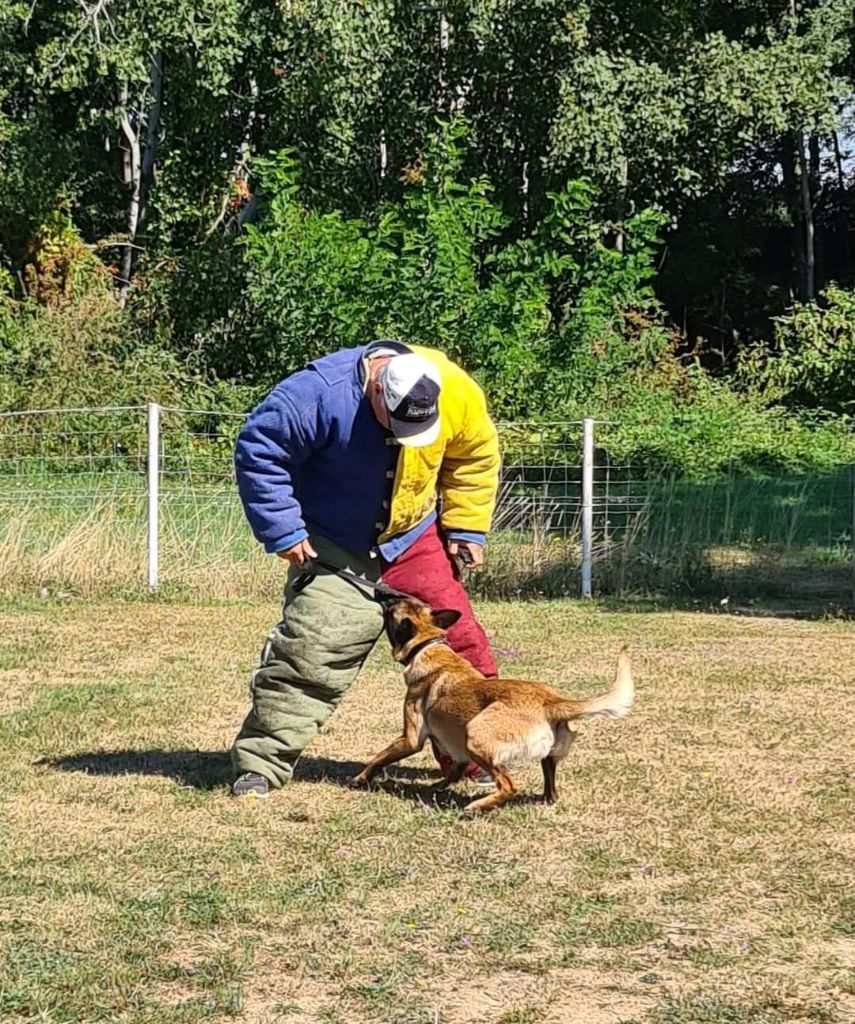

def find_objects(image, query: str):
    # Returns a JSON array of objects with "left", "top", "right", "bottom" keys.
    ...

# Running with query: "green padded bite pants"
[{"left": 231, "top": 535, "right": 385, "bottom": 787}]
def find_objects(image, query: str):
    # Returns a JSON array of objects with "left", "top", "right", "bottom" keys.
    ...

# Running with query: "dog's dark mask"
[
  {"left": 383, "top": 599, "right": 462, "bottom": 655},
  {"left": 387, "top": 615, "right": 416, "bottom": 649}
]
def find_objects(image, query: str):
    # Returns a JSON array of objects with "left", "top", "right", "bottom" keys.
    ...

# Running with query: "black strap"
[
  {"left": 401, "top": 635, "right": 449, "bottom": 667},
  {"left": 293, "top": 558, "right": 411, "bottom": 603}
]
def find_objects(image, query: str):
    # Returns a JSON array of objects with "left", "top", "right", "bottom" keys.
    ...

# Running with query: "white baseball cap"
[{"left": 380, "top": 353, "right": 442, "bottom": 447}]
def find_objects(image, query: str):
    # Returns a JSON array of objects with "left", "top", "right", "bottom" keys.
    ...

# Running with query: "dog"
[{"left": 352, "top": 596, "right": 634, "bottom": 813}]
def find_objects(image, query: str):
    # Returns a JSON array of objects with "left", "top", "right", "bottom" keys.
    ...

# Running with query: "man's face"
[{"left": 367, "top": 358, "right": 392, "bottom": 429}]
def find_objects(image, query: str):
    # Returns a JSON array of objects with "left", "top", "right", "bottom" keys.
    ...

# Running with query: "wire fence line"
[{"left": 0, "top": 404, "right": 853, "bottom": 606}]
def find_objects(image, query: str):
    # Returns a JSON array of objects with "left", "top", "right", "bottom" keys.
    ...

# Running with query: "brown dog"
[{"left": 352, "top": 596, "right": 634, "bottom": 812}]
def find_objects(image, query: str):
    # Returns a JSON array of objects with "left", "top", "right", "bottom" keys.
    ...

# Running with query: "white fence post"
[
  {"left": 581, "top": 417, "right": 594, "bottom": 598},
  {"left": 147, "top": 402, "right": 160, "bottom": 590}
]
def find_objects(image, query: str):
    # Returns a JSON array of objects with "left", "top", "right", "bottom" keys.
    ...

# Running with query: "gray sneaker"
[
  {"left": 232, "top": 772, "right": 270, "bottom": 798},
  {"left": 472, "top": 769, "right": 495, "bottom": 788}
]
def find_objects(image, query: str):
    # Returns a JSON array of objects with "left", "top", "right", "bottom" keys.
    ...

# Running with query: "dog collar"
[{"left": 401, "top": 636, "right": 449, "bottom": 667}]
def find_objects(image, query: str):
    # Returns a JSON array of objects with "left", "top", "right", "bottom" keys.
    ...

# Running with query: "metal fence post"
[
  {"left": 581, "top": 417, "right": 594, "bottom": 598},
  {"left": 147, "top": 403, "right": 160, "bottom": 591}
]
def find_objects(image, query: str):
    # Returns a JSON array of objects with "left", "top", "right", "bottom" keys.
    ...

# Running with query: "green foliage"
[
  {"left": 595, "top": 377, "right": 855, "bottom": 478},
  {"left": 243, "top": 134, "right": 551, "bottom": 414},
  {"left": 239, "top": 124, "right": 855, "bottom": 475},
  {"left": 741, "top": 286, "right": 855, "bottom": 415},
  {"left": 1, "top": 1, "right": 854, "bottom": 477},
  {"left": 0, "top": 295, "right": 184, "bottom": 411},
  {"left": 243, "top": 122, "right": 665, "bottom": 417},
  {"left": 548, "top": 1, "right": 851, "bottom": 211},
  {"left": 0, "top": 216, "right": 200, "bottom": 411}
]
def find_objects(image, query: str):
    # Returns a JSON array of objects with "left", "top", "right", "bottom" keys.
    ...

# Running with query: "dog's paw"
[{"left": 349, "top": 773, "right": 372, "bottom": 789}]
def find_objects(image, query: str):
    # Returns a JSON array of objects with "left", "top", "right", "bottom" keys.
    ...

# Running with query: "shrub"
[
  {"left": 241, "top": 121, "right": 666, "bottom": 419},
  {"left": 0, "top": 213, "right": 203, "bottom": 412},
  {"left": 740, "top": 285, "right": 855, "bottom": 415}
]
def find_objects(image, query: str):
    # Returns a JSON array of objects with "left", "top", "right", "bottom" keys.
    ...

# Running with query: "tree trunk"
[
  {"left": 784, "top": 0, "right": 815, "bottom": 301},
  {"left": 379, "top": 127, "right": 388, "bottom": 180},
  {"left": 119, "top": 82, "right": 141, "bottom": 291},
  {"left": 614, "top": 155, "right": 628, "bottom": 254},
  {"left": 118, "top": 53, "right": 163, "bottom": 291},
  {"left": 781, "top": 133, "right": 810, "bottom": 301},
  {"left": 139, "top": 52, "right": 163, "bottom": 234},
  {"left": 119, "top": 82, "right": 133, "bottom": 187},
  {"left": 795, "top": 131, "right": 815, "bottom": 301},
  {"left": 438, "top": 10, "right": 449, "bottom": 115},
  {"left": 831, "top": 129, "right": 847, "bottom": 192},
  {"left": 521, "top": 158, "right": 529, "bottom": 231},
  {"left": 809, "top": 134, "right": 823, "bottom": 291},
  {"left": 831, "top": 129, "right": 852, "bottom": 268},
  {"left": 206, "top": 74, "right": 260, "bottom": 237}
]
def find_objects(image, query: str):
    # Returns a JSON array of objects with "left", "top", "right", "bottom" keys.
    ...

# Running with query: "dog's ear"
[
  {"left": 431, "top": 608, "right": 461, "bottom": 631},
  {"left": 392, "top": 617, "right": 416, "bottom": 648}
]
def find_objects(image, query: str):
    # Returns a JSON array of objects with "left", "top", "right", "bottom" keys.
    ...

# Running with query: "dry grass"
[
  {"left": 0, "top": 597, "right": 853, "bottom": 1024},
  {"left": 0, "top": 497, "right": 279, "bottom": 598},
  {"left": 3, "top": 493, "right": 853, "bottom": 603}
]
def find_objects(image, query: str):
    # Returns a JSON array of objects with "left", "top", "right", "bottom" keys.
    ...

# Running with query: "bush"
[
  {"left": 3, "top": 179, "right": 852, "bottom": 483},
  {"left": 595, "top": 376, "right": 855, "bottom": 478},
  {"left": 0, "top": 213, "right": 204, "bottom": 412},
  {"left": 241, "top": 121, "right": 666, "bottom": 419},
  {"left": 740, "top": 285, "right": 855, "bottom": 415}
]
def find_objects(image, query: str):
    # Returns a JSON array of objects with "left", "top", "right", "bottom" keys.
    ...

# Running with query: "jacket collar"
[{"left": 356, "top": 339, "right": 413, "bottom": 387}]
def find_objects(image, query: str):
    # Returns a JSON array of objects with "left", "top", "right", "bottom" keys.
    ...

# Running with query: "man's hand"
[
  {"left": 277, "top": 538, "right": 318, "bottom": 567},
  {"left": 447, "top": 539, "right": 484, "bottom": 569}
]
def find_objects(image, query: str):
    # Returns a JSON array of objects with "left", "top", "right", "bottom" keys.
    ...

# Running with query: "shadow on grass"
[
  {"left": 40, "top": 749, "right": 538, "bottom": 809},
  {"left": 298, "top": 757, "right": 546, "bottom": 811},
  {"left": 474, "top": 554, "right": 854, "bottom": 620},
  {"left": 592, "top": 594, "right": 855, "bottom": 620},
  {"left": 41, "top": 749, "right": 437, "bottom": 793},
  {"left": 42, "top": 748, "right": 233, "bottom": 789}
]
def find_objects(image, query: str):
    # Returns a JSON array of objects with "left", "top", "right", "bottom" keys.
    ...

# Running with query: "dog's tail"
[{"left": 547, "top": 647, "right": 634, "bottom": 723}]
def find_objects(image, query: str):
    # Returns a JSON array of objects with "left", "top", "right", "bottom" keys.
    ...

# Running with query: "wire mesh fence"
[{"left": 1, "top": 405, "right": 853, "bottom": 605}]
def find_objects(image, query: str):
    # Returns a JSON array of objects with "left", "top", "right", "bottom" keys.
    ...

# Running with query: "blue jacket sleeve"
[
  {"left": 445, "top": 530, "right": 486, "bottom": 547},
  {"left": 234, "top": 380, "right": 322, "bottom": 554}
]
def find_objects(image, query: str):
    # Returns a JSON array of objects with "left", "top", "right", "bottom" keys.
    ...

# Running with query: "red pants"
[
  {"left": 381, "top": 522, "right": 497, "bottom": 677},
  {"left": 381, "top": 522, "right": 497, "bottom": 777}
]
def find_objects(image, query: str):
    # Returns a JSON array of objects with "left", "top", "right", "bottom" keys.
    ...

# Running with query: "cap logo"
[{"left": 405, "top": 402, "right": 434, "bottom": 419}]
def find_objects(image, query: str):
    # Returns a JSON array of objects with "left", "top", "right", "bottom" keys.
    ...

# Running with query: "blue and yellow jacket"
[{"left": 234, "top": 343, "right": 500, "bottom": 560}]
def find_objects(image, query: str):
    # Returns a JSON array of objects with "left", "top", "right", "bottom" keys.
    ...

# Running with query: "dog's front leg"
[
  {"left": 352, "top": 704, "right": 424, "bottom": 787},
  {"left": 352, "top": 734, "right": 424, "bottom": 786}
]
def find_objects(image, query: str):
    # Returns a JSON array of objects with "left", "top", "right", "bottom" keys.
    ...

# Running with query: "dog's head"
[{"left": 382, "top": 595, "right": 461, "bottom": 663}]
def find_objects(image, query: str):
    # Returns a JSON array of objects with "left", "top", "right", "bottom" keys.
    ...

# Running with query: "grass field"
[{"left": 0, "top": 597, "right": 853, "bottom": 1024}]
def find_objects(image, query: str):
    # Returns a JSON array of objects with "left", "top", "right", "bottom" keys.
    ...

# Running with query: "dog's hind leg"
[
  {"left": 541, "top": 756, "right": 558, "bottom": 805},
  {"left": 541, "top": 726, "right": 575, "bottom": 805},
  {"left": 461, "top": 765, "right": 515, "bottom": 813}
]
